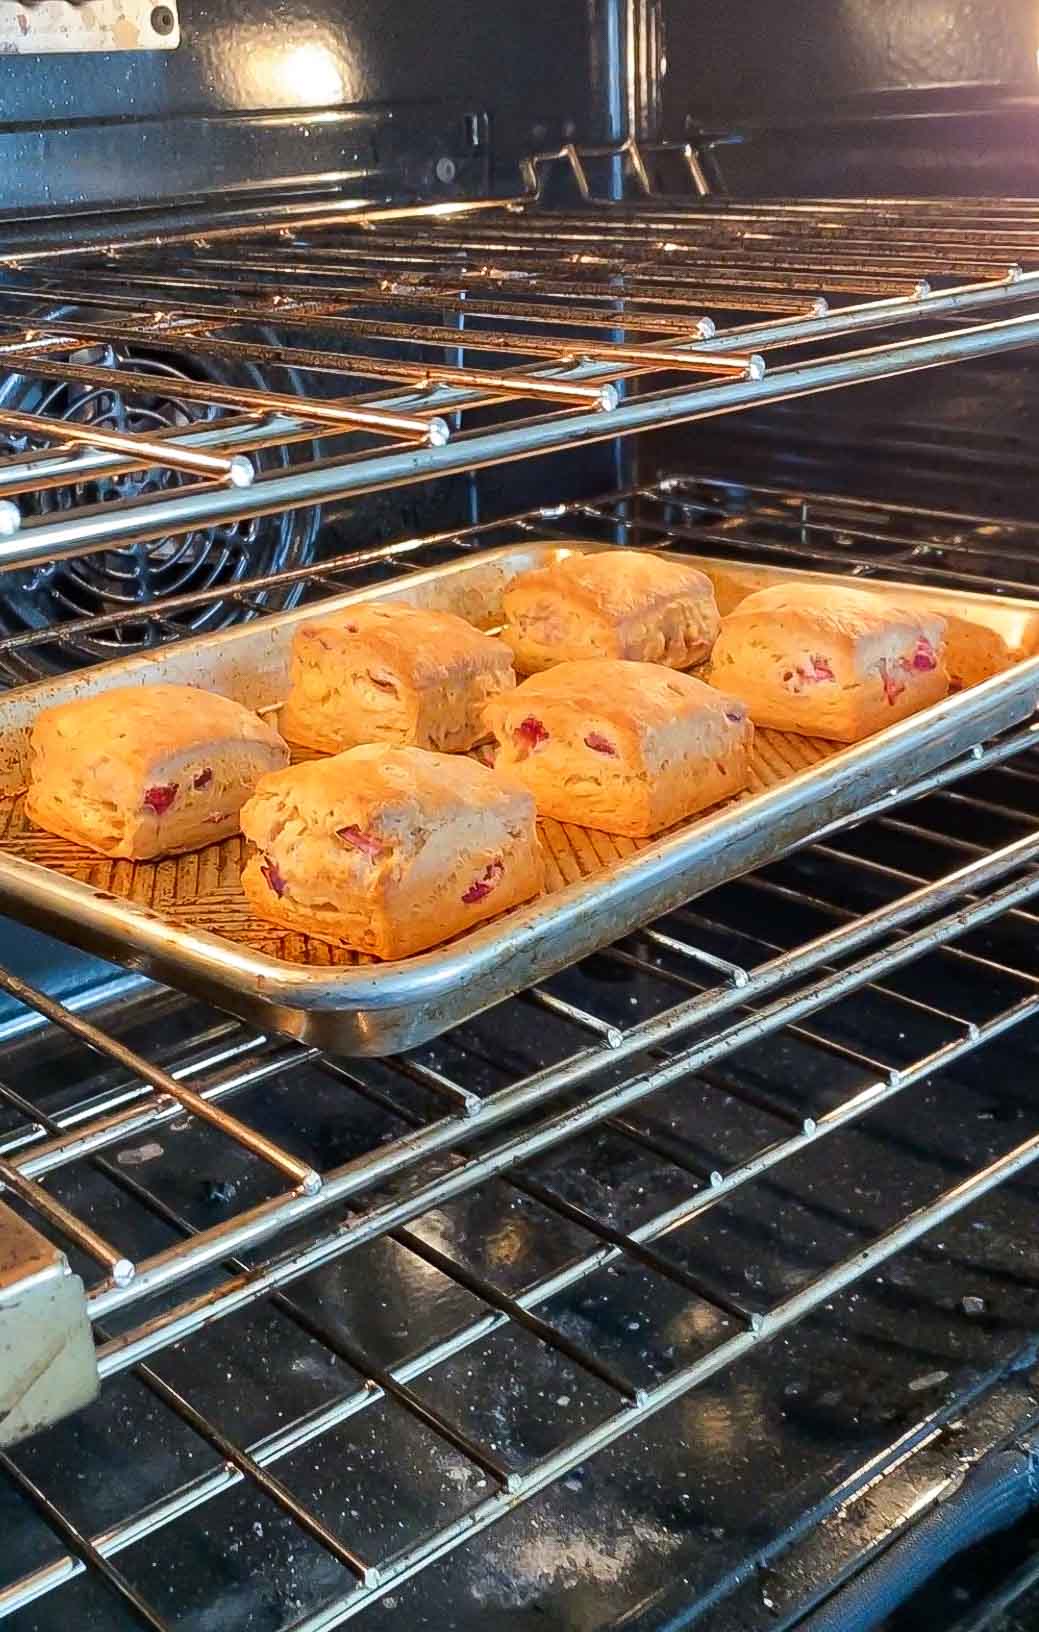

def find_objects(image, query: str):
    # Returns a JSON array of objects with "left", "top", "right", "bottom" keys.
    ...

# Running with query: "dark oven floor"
[{"left": 1, "top": 472, "right": 1039, "bottom": 1632}]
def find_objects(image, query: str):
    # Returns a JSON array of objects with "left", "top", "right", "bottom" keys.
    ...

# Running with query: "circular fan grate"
[{"left": 0, "top": 328, "right": 321, "bottom": 681}]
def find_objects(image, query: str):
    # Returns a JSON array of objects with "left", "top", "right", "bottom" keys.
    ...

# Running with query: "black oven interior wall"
[
  {"left": 10, "top": 0, "right": 1037, "bottom": 173},
  {"left": 633, "top": 1, "right": 1039, "bottom": 525},
  {"left": 661, "top": 0, "right": 1039, "bottom": 191},
  {"left": 0, "top": 0, "right": 603, "bottom": 186}
]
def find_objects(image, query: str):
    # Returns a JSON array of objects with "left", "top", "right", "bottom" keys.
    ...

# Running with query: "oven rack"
[
  {"left": 1, "top": 485, "right": 1039, "bottom": 1628},
  {"left": 5, "top": 707, "right": 1038, "bottom": 1333},
  {"left": 2, "top": 472, "right": 1039, "bottom": 683},
  {"left": 1, "top": 184, "right": 1039, "bottom": 566},
  {"left": 1, "top": 730, "right": 1038, "bottom": 1627}
]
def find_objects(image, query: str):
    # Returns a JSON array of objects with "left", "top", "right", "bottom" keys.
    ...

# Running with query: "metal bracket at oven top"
[
  {"left": 0, "top": 0, "right": 179, "bottom": 54},
  {"left": 0, "top": 1201, "right": 98, "bottom": 1448}
]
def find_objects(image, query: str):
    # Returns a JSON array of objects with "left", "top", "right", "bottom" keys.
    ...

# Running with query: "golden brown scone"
[
  {"left": 240, "top": 743, "right": 543, "bottom": 958},
  {"left": 704, "top": 567, "right": 1020, "bottom": 694},
  {"left": 485, "top": 659, "right": 753, "bottom": 838},
  {"left": 939, "top": 613, "right": 1012, "bottom": 692},
  {"left": 501, "top": 549, "right": 720, "bottom": 674},
  {"left": 708, "top": 584, "right": 949, "bottom": 742},
  {"left": 279, "top": 601, "right": 515, "bottom": 754},
  {"left": 26, "top": 684, "right": 288, "bottom": 860},
  {"left": 916, "top": 604, "right": 1020, "bottom": 692}
]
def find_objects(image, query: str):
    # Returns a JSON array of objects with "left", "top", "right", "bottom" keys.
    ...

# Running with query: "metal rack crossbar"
[{"left": 0, "top": 476, "right": 1038, "bottom": 683}]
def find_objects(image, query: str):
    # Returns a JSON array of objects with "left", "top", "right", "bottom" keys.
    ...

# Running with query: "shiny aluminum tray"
[{"left": 0, "top": 541, "right": 1036, "bottom": 1056}]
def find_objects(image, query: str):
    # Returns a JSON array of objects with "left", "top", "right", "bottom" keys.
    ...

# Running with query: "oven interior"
[{"left": 2, "top": 7, "right": 1039, "bottom": 1631}]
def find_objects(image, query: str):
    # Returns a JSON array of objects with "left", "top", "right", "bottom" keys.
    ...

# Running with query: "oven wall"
[
  {"left": 0, "top": 0, "right": 605, "bottom": 212},
  {"left": 636, "top": 2, "right": 1039, "bottom": 506},
  {"left": 664, "top": 0, "right": 1037, "bottom": 123},
  {"left": 661, "top": 0, "right": 1039, "bottom": 195},
  {"left": 6, "top": 3, "right": 1039, "bottom": 206}
]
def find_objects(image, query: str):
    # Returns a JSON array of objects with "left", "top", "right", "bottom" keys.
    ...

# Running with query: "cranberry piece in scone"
[
  {"left": 260, "top": 857, "right": 287, "bottom": 897},
  {"left": 783, "top": 655, "right": 835, "bottom": 693},
  {"left": 515, "top": 716, "right": 549, "bottom": 751},
  {"left": 462, "top": 860, "right": 505, "bottom": 904},
  {"left": 806, "top": 654, "right": 835, "bottom": 683},
  {"left": 143, "top": 783, "right": 178, "bottom": 815},
  {"left": 878, "top": 659, "right": 906, "bottom": 705},
  {"left": 336, "top": 824, "right": 386, "bottom": 858}
]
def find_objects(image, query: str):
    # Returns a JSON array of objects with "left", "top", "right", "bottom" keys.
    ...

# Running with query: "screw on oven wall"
[
  {"left": 150, "top": 5, "right": 175, "bottom": 34},
  {"left": 435, "top": 157, "right": 457, "bottom": 185}
]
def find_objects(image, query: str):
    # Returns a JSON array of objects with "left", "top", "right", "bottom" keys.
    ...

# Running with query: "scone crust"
[
  {"left": 485, "top": 659, "right": 753, "bottom": 837},
  {"left": 709, "top": 584, "right": 949, "bottom": 742},
  {"left": 241, "top": 743, "right": 543, "bottom": 958},
  {"left": 923, "top": 607, "right": 1014, "bottom": 692},
  {"left": 30, "top": 683, "right": 285, "bottom": 772},
  {"left": 280, "top": 601, "right": 515, "bottom": 754},
  {"left": 502, "top": 549, "right": 720, "bottom": 673},
  {"left": 26, "top": 684, "right": 288, "bottom": 860}
]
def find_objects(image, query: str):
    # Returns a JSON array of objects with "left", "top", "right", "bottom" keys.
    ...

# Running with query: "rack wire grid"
[
  {"left": 1, "top": 479, "right": 1039, "bottom": 1629},
  {"left": 2, "top": 158, "right": 1039, "bottom": 567}
]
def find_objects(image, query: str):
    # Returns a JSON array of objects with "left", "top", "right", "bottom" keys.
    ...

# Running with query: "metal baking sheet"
[{"left": 0, "top": 542, "right": 1035, "bottom": 1056}]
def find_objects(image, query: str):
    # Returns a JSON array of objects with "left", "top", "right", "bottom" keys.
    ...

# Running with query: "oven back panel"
[
  {"left": 667, "top": 0, "right": 1038, "bottom": 122},
  {"left": 0, "top": 104, "right": 489, "bottom": 220},
  {"left": 4, "top": 2, "right": 1039, "bottom": 208},
  {"left": 665, "top": 0, "right": 1039, "bottom": 195},
  {"left": 0, "top": 0, "right": 605, "bottom": 215}
]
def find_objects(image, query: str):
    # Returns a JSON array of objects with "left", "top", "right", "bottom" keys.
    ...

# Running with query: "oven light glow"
[
  {"left": 272, "top": 42, "right": 345, "bottom": 104},
  {"left": 228, "top": 33, "right": 351, "bottom": 107}
]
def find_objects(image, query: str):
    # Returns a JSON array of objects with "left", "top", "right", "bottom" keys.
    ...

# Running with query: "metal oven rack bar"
[
  {"left": 2, "top": 178, "right": 1039, "bottom": 562},
  {"left": 1, "top": 750, "right": 1037, "bottom": 1627},
  {"left": 1, "top": 467, "right": 1038, "bottom": 675},
  {"left": 1, "top": 482, "right": 1038, "bottom": 1627}
]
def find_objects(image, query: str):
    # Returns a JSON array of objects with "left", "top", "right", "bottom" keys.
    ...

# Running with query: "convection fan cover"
[{"left": 0, "top": 318, "right": 321, "bottom": 680}]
